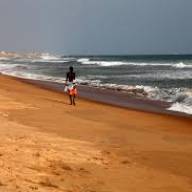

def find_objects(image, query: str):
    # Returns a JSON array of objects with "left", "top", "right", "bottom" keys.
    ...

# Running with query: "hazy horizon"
[
  {"left": 0, "top": 0, "right": 192, "bottom": 55},
  {"left": 2, "top": 50, "right": 192, "bottom": 57}
]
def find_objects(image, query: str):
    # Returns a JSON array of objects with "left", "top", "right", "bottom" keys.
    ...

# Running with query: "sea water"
[{"left": 0, "top": 53, "right": 192, "bottom": 114}]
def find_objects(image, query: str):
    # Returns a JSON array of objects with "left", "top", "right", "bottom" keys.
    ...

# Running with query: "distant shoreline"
[{"left": 1, "top": 50, "right": 192, "bottom": 58}]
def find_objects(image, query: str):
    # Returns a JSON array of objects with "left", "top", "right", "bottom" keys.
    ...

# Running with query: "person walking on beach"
[{"left": 65, "top": 66, "right": 77, "bottom": 105}]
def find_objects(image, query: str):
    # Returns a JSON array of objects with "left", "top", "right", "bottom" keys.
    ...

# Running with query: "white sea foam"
[
  {"left": 168, "top": 103, "right": 192, "bottom": 115},
  {"left": 0, "top": 63, "right": 29, "bottom": 73},
  {"left": 1, "top": 67, "right": 192, "bottom": 115},
  {"left": 143, "top": 86, "right": 192, "bottom": 114},
  {"left": 30, "top": 53, "right": 69, "bottom": 63},
  {"left": 40, "top": 53, "right": 60, "bottom": 61},
  {"left": 78, "top": 81, "right": 192, "bottom": 115},
  {"left": 78, "top": 58, "right": 192, "bottom": 68},
  {"left": 127, "top": 62, "right": 192, "bottom": 68},
  {"left": 174, "top": 62, "right": 192, "bottom": 68},
  {"left": 1, "top": 70, "right": 66, "bottom": 84},
  {"left": 78, "top": 59, "right": 129, "bottom": 66},
  {"left": 77, "top": 58, "right": 90, "bottom": 63},
  {"left": 0, "top": 55, "right": 192, "bottom": 115},
  {"left": 9, "top": 53, "right": 70, "bottom": 63}
]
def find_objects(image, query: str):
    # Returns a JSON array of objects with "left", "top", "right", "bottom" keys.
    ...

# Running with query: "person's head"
[{"left": 69, "top": 66, "right": 73, "bottom": 72}]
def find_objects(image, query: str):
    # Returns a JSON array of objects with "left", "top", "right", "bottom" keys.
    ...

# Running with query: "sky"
[{"left": 0, "top": 0, "right": 192, "bottom": 55}]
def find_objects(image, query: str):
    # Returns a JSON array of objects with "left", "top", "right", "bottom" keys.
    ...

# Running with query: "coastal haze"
[{"left": 0, "top": 0, "right": 192, "bottom": 54}]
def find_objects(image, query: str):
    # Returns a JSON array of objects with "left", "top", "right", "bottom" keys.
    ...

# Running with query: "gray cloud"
[{"left": 0, "top": 0, "right": 191, "bottom": 55}]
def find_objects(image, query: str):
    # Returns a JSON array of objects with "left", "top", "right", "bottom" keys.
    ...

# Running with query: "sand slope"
[{"left": 0, "top": 75, "right": 192, "bottom": 192}]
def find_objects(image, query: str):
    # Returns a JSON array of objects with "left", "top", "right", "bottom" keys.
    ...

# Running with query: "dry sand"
[{"left": 0, "top": 75, "right": 191, "bottom": 192}]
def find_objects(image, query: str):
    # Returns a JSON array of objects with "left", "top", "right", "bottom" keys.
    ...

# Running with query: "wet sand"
[
  {"left": 0, "top": 75, "right": 192, "bottom": 192},
  {"left": 18, "top": 77, "right": 191, "bottom": 118}
]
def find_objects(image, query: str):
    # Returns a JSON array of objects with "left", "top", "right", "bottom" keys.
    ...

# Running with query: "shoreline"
[
  {"left": 6, "top": 74, "right": 191, "bottom": 119},
  {"left": 0, "top": 74, "right": 192, "bottom": 191}
]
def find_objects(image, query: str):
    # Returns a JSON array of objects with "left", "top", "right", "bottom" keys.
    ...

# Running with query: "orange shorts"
[{"left": 68, "top": 88, "right": 77, "bottom": 96}]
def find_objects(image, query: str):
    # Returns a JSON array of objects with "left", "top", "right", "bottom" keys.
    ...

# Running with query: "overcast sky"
[{"left": 0, "top": 0, "right": 192, "bottom": 55}]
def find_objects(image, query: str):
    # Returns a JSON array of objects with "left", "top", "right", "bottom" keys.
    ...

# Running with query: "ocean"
[{"left": 0, "top": 53, "right": 192, "bottom": 115}]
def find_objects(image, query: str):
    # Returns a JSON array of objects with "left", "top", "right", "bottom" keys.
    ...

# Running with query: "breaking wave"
[
  {"left": 0, "top": 53, "right": 192, "bottom": 115},
  {"left": 40, "top": 53, "right": 60, "bottom": 61},
  {"left": 78, "top": 58, "right": 127, "bottom": 66},
  {"left": 78, "top": 58, "right": 192, "bottom": 68},
  {"left": 31, "top": 53, "right": 70, "bottom": 63},
  {"left": 1, "top": 67, "right": 191, "bottom": 114}
]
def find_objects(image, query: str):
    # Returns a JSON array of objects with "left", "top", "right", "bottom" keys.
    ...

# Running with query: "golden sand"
[{"left": 0, "top": 75, "right": 191, "bottom": 192}]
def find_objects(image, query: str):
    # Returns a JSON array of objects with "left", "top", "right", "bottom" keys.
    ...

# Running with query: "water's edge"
[{"left": 7, "top": 75, "right": 191, "bottom": 119}]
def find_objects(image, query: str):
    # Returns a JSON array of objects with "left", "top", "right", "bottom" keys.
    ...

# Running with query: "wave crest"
[
  {"left": 77, "top": 58, "right": 192, "bottom": 68},
  {"left": 40, "top": 53, "right": 61, "bottom": 61}
]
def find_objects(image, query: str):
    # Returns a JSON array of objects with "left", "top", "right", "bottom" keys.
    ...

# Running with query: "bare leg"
[
  {"left": 69, "top": 95, "right": 72, "bottom": 105},
  {"left": 72, "top": 95, "right": 76, "bottom": 106}
]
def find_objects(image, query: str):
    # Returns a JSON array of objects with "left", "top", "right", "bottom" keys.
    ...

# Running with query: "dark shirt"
[{"left": 66, "top": 72, "right": 75, "bottom": 82}]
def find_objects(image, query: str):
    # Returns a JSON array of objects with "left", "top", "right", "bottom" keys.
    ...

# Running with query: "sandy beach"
[{"left": 0, "top": 74, "right": 192, "bottom": 192}]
